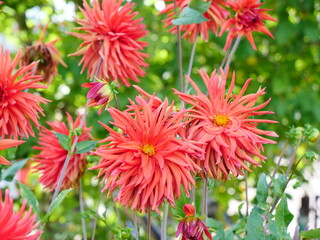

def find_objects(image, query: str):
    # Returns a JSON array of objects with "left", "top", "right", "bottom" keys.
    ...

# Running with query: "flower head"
[
  {"left": 0, "top": 139, "right": 25, "bottom": 166},
  {"left": 220, "top": 0, "right": 277, "bottom": 50},
  {"left": 91, "top": 95, "right": 201, "bottom": 213},
  {"left": 159, "top": 0, "right": 229, "bottom": 42},
  {"left": 0, "top": 189, "right": 42, "bottom": 240},
  {"left": 21, "top": 23, "right": 67, "bottom": 84},
  {"left": 176, "top": 204, "right": 212, "bottom": 240},
  {"left": 0, "top": 47, "right": 49, "bottom": 139},
  {"left": 69, "top": 0, "right": 149, "bottom": 87},
  {"left": 82, "top": 80, "right": 116, "bottom": 114},
  {"left": 174, "top": 69, "right": 277, "bottom": 180},
  {"left": 32, "top": 113, "right": 92, "bottom": 191}
]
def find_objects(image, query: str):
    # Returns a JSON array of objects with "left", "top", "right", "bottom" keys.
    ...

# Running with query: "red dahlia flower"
[
  {"left": 0, "top": 189, "right": 42, "bottom": 240},
  {"left": 174, "top": 69, "right": 277, "bottom": 180},
  {"left": 91, "top": 96, "right": 201, "bottom": 213},
  {"left": 220, "top": 0, "right": 277, "bottom": 50},
  {"left": 33, "top": 113, "right": 92, "bottom": 191},
  {"left": 0, "top": 139, "right": 25, "bottom": 166},
  {"left": 159, "top": 0, "right": 229, "bottom": 42},
  {"left": 22, "top": 23, "right": 67, "bottom": 84},
  {"left": 69, "top": 0, "right": 149, "bottom": 87},
  {"left": 176, "top": 204, "right": 212, "bottom": 240},
  {"left": 0, "top": 47, "right": 49, "bottom": 139}
]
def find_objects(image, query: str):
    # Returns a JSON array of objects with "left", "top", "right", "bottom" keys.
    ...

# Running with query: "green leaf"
[
  {"left": 75, "top": 140, "right": 98, "bottom": 154},
  {"left": 172, "top": 7, "right": 208, "bottom": 25},
  {"left": 18, "top": 182, "right": 40, "bottom": 218},
  {"left": 44, "top": 189, "right": 72, "bottom": 222},
  {"left": 275, "top": 196, "right": 294, "bottom": 235},
  {"left": 272, "top": 174, "right": 287, "bottom": 196},
  {"left": 189, "top": 0, "right": 211, "bottom": 14},
  {"left": 245, "top": 206, "right": 266, "bottom": 240},
  {"left": 300, "top": 228, "right": 320, "bottom": 239},
  {"left": 54, "top": 132, "right": 70, "bottom": 151},
  {"left": 257, "top": 173, "right": 268, "bottom": 208},
  {"left": 207, "top": 217, "right": 225, "bottom": 239},
  {"left": 2, "top": 159, "right": 27, "bottom": 181}
]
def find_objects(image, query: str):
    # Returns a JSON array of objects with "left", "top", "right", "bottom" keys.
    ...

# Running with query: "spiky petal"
[
  {"left": 174, "top": 69, "right": 278, "bottom": 180},
  {"left": 91, "top": 95, "right": 202, "bottom": 213},
  {"left": 0, "top": 47, "right": 49, "bottom": 139},
  {"left": 220, "top": 0, "right": 277, "bottom": 50},
  {"left": 0, "top": 139, "right": 25, "bottom": 165},
  {"left": 32, "top": 113, "right": 92, "bottom": 191},
  {"left": 0, "top": 189, "right": 42, "bottom": 240},
  {"left": 69, "top": 0, "right": 149, "bottom": 87},
  {"left": 159, "top": 0, "right": 229, "bottom": 42}
]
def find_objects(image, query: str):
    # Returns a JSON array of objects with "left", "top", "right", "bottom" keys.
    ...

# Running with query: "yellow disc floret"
[
  {"left": 213, "top": 114, "right": 229, "bottom": 127},
  {"left": 141, "top": 144, "right": 156, "bottom": 156}
]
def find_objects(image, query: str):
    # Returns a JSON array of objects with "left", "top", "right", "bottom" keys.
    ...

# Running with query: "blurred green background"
[{"left": 0, "top": 0, "right": 319, "bottom": 239}]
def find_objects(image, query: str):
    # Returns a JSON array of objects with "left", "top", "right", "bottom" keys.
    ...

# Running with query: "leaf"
[
  {"left": 257, "top": 173, "right": 268, "bottom": 208},
  {"left": 189, "top": 0, "right": 211, "bottom": 14},
  {"left": 18, "top": 182, "right": 40, "bottom": 218},
  {"left": 272, "top": 174, "right": 287, "bottom": 196},
  {"left": 275, "top": 196, "right": 293, "bottom": 235},
  {"left": 75, "top": 140, "right": 98, "bottom": 154},
  {"left": 44, "top": 189, "right": 72, "bottom": 222},
  {"left": 300, "top": 228, "right": 320, "bottom": 239},
  {"left": 2, "top": 159, "right": 27, "bottom": 181},
  {"left": 207, "top": 217, "right": 225, "bottom": 239},
  {"left": 172, "top": 7, "right": 209, "bottom": 25},
  {"left": 54, "top": 132, "right": 70, "bottom": 151},
  {"left": 245, "top": 206, "right": 267, "bottom": 240}
]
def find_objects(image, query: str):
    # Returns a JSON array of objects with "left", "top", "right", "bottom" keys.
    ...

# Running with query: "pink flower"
[
  {"left": 0, "top": 47, "right": 49, "bottom": 139},
  {"left": 159, "top": 0, "right": 229, "bottom": 42},
  {"left": 220, "top": 0, "right": 277, "bottom": 50},
  {"left": 174, "top": 69, "right": 277, "bottom": 180},
  {"left": 69, "top": 0, "right": 149, "bottom": 87},
  {"left": 0, "top": 189, "right": 42, "bottom": 240},
  {"left": 176, "top": 204, "right": 212, "bottom": 240},
  {"left": 91, "top": 95, "right": 201, "bottom": 213}
]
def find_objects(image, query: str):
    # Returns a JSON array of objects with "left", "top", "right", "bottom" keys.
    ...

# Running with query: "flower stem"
[
  {"left": 268, "top": 141, "right": 288, "bottom": 188},
  {"left": 245, "top": 171, "right": 249, "bottom": 217},
  {"left": 91, "top": 185, "right": 103, "bottom": 240},
  {"left": 48, "top": 58, "right": 103, "bottom": 210},
  {"left": 201, "top": 178, "right": 208, "bottom": 223},
  {"left": 173, "top": 0, "right": 184, "bottom": 92},
  {"left": 133, "top": 211, "right": 139, "bottom": 240},
  {"left": 147, "top": 211, "right": 152, "bottom": 240},
  {"left": 79, "top": 180, "right": 88, "bottom": 240},
  {"left": 161, "top": 201, "right": 169, "bottom": 240},
  {"left": 190, "top": 185, "right": 196, "bottom": 205},
  {"left": 223, "top": 36, "right": 241, "bottom": 73}
]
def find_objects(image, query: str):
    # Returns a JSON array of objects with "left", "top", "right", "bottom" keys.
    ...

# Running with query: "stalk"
[
  {"left": 79, "top": 180, "right": 88, "bottom": 240},
  {"left": 161, "top": 201, "right": 169, "bottom": 240},
  {"left": 201, "top": 178, "right": 208, "bottom": 223},
  {"left": 223, "top": 36, "right": 241, "bottom": 73},
  {"left": 147, "top": 211, "right": 152, "bottom": 240},
  {"left": 133, "top": 211, "right": 139, "bottom": 240}
]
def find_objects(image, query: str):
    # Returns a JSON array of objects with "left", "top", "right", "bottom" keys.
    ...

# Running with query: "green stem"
[
  {"left": 202, "top": 178, "right": 208, "bottom": 223},
  {"left": 147, "top": 211, "right": 152, "bottom": 240},
  {"left": 79, "top": 180, "right": 88, "bottom": 240},
  {"left": 223, "top": 36, "right": 241, "bottom": 73},
  {"left": 133, "top": 211, "right": 139, "bottom": 240},
  {"left": 245, "top": 171, "right": 249, "bottom": 217},
  {"left": 161, "top": 202, "right": 169, "bottom": 240}
]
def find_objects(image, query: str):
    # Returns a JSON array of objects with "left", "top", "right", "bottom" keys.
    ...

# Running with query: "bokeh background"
[{"left": 0, "top": 0, "right": 319, "bottom": 239}]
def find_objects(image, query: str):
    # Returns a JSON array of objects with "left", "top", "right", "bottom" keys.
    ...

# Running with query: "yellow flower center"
[
  {"left": 141, "top": 144, "right": 156, "bottom": 156},
  {"left": 213, "top": 114, "right": 229, "bottom": 127}
]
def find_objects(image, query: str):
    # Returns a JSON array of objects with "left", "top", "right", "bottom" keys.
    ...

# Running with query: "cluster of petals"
[
  {"left": 0, "top": 139, "right": 25, "bottom": 165},
  {"left": 0, "top": 47, "right": 49, "bottom": 139},
  {"left": 176, "top": 204, "right": 212, "bottom": 240},
  {"left": 174, "top": 69, "right": 277, "bottom": 180},
  {"left": 91, "top": 94, "right": 202, "bottom": 213},
  {"left": 0, "top": 189, "right": 41, "bottom": 240},
  {"left": 159, "top": 0, "right": 229, "bottom": 42},
  {"left": 69, "top": 0, "right": 149, "bottom": 87},
  {"left": 33, "top": 113, "right": 92, "bottom": 191},
  {"left": 220, "top": 0, "right": 277, "bottom": 50},
  {"left": 82, "top": 80, "right": 114, "bottom": 114}
]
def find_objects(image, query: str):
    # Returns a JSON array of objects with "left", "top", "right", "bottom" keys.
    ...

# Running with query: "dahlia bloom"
[
  {"left": 220, "top": 0, "right": 277, "bottom": 50},
  {"left": 0, "top": 47, "right": 49, "bottom": 139},
  {"left": 0, "top": 189, "right": 42, "bottom": 240},
  {"left": 176, "top": 204, "right": 212, "bottom": 240},
  {"left": 0, "top": 139, "right": 25, "bottom": 166},
  {"left": 174, "top": 69, "right": 277, "bottom": 180},
  {"left": 33, "top": 113, "right": 92, "bottom": 191},
  {"left": 21, "top": 23, "right": 67, "bottom": 84},
  {"left": 159, "top": 0, "right": 229, "bottom": 42},
  {"left": 82, "top": 80, "right": 115, "bottom": 114},
  {"left": 69, "top": 0, "right": 149, "bottom": 87},
  {"left": 91, "top": 96, "right": 202, "bottom": 213}
]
